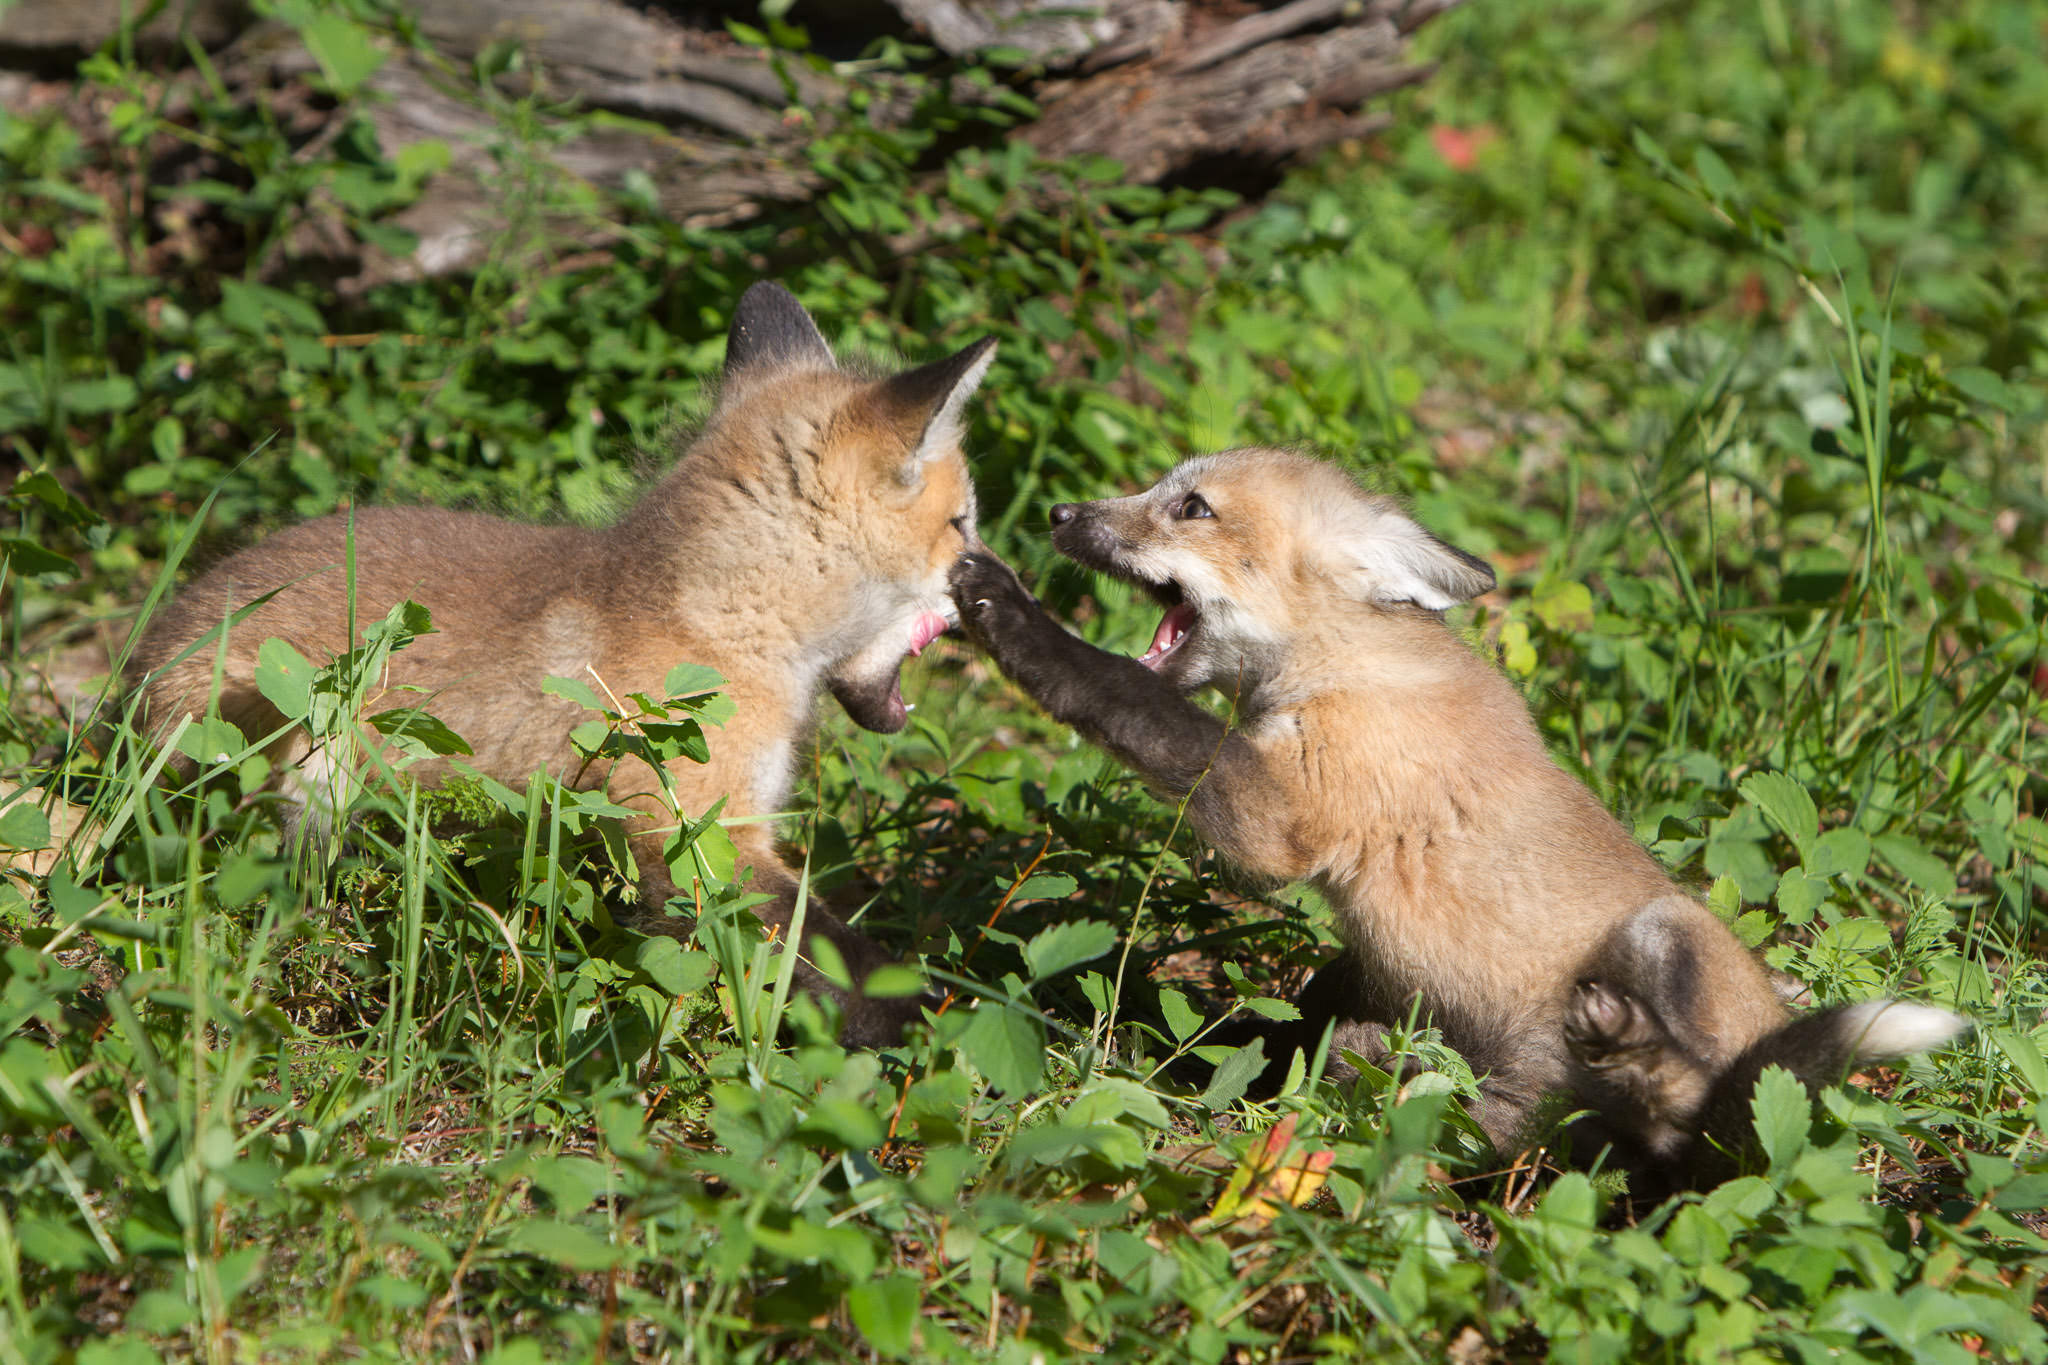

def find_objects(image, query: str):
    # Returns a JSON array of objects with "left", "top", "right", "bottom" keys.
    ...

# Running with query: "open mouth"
[
  {"left": 831, "top": 610, "right": 954, "bottom": 733},
  {"left": 1136, "top": 581, "right": 1196, "bottom": 671},
  {"left": 907, "top": 610, "right": 951, "bottom": 659}
]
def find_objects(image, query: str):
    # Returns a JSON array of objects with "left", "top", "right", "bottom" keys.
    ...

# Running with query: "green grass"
[{"left": 3, "top": 0, "right": 2046, "bottom": 1360}]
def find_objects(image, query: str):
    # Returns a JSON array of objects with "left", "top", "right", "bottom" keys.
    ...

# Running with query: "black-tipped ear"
[
  {"left": 877, "top": 336, "right": 997, "bottom": 473},
  {"left": 724, "top": 281, "right": 835, "bottom": 380}
]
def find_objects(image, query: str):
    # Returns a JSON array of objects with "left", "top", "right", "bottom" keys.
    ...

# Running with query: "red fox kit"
[
  {"left": 132, "top": 282, "right": 991, "bottom": 1045},
  {"left": 950, "top": 447, "right": 1966, "bottom": 1178}
]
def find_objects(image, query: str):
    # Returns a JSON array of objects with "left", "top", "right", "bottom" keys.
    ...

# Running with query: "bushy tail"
[{"left": 1693, "top": 999, "right": 1971, "bottom": 1181}]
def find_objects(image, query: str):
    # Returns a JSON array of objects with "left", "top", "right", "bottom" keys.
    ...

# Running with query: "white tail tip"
[{"left": 1838, "top": 1000, "right": 1972, "bottom": 1061}]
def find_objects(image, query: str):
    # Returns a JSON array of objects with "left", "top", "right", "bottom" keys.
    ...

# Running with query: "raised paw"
[{"left": 947, "top": 549, "right": 1039, "bottom": 645}]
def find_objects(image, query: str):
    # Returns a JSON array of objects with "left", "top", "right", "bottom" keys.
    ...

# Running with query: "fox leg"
[
  {"left": 1563, "top": 898, "right": 1758, "bottom": 1166},
  {"left": 949, "top": 550, "right": 1293, "bottom": 859},
  {"left": 1563, "top": 977, "right": 1715, "bottom": 1167},
  {"left": 1566, "top": 897, "right": 1969, "bottom": 1179}
]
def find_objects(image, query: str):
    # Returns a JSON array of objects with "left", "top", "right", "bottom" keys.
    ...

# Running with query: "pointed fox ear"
[
  {"left": 724, "top": 281, "right": 835, "bottom": 380},
  {"left": 875, "top": 336, "right": 997, "bottom": 479},
  {"left": 1332, "top": 503, "right": 1495, "bottom": 611}
]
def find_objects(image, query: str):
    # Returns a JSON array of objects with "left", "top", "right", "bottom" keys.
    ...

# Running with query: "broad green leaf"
[
  {"left": 1159, "top": 986, "right": 1201, "bottom": 1042},
  {"left": 751, "top": 1220, "right": 877, "bottom": 1279},
  {"left": 1067, "top": 1077, "right": 1171, "bottom": 1130},
  {"left": 633, "top": 937, "right": 713, "bottom": 997},
  {"left": 1705, "top": 807, "right": 1777, "bottom": 902},
  {"left": 57, "top": 375, "right": 138, "bottom": 415},
  {"left": 1006, "top": 1118, "right": 1148, "bottom": 1171},
  {"left": 958, "top": 1004, "right": 1044, "bottom": 1094},
  {"left": 218, "top": 280, "right": 327, "bottom": 336},
  {"left": 797, "top": 1099, "right": 886, "bottom": 1152},
  {"left": 1807, "top": 827, "right": 1870, "bottom": 879},
  {"left": 1010, "top": 872, "right": 1078, "bottom": 903},
  {"left": 1022, "top": 919, "right": 1118, "bottom": 981},
  {"left": 1499, "top": 618, "right": 1537, "bottom": 675},
  {"left": 255, "top": 636, "right": 316, "bottom": 719},
  {"left": 1774, "top": 867, "right": 1824, "bottom": 924},
  {"left": 1662, "top": 1204, "right": 1731, "bottom": 1266},
  {"left": 1535, "top": 1173, "right": 1598, "bottom": 1251},
  {"left": 1532, "top": 578, "right": 1594, "bottom": 633},
  {"left": 663, "top": 662, "right": 726, "bottom": 698},
  {"left": 1751, "top": 1064, "right": 1809, "bottom": 1172},
  {"left": 299, "top": 13, "right": 387, "bottom": 94},
  {"left": 0, "top": 535, "right": 78, "bottom": 579},
  {"left": 12, "top": 470, "right": 101, "bottom": 527},
  {"left": 151, "top": 415, "right": 184, "bottom": 462},
  {"left": 0, "top": 798, "right": 50, "bottom": 851},
  {"left": 1707, "top": 874, "right": 1743, "bottom": 922},
  {"left": 1731, "top": 910, "right": 1774, "bottom": 948},
  {"left": 17, "top": 1216, "right": 99, "bottom": 1271},
  {"left": 1074, "top": 970, "right": 1114, "bottom": 1016},
  {"left": 1739, "top": 772, "right": 1818, "bottom": 859},
  {"left": 367, "top": 707, "right": 472, "bottom": 755},
  {"left": 1631, "top": 127, "right": 1673, "bottom": 169},
  {"left": 366, "top": 598, "right": 432, "bottom": 645},
  {"left": 501, "top": 1219, "right": 622, "bottom": 1271},
  {"left": 847, "top": 1275, "right": 921, "bottom": 1358},
  {"left": 859, "top": 964, "right": 927, "bottom": 999},
  {"left": 1947, "top": 366, "right": 2018, "bottom": 414},
  {"left": 174, "top": 715, "right": 250, "bottom": 767},
  {"left": 1202, "top": 1038, "right": 1265, "bottom": 1110},
  {"left": 1873, "top": 833, "right": 1958, "bottom": 897},
  {"left": 1693, "top": 144, "right": 1741, "bottom": 202},
  {"left": 126, "top": 1291, "right": 196, "bottom": 1334},
  {"left": 542, "top": 675, "right": 609, "bottom": 713}
]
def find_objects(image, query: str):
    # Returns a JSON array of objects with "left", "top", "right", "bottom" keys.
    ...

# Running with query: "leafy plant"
[{"left": 1, "top": 0, "right": 2043, "bottom": 1359}]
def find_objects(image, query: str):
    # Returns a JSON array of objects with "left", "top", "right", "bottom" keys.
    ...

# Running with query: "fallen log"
[{"left": 0, "top": 0, "right": 1459, "bottom": 283}]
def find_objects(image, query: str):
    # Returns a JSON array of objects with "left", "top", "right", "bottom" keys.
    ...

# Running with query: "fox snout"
[{"left": 1047, "top": 500, "right": 1128, "bottom": 575}]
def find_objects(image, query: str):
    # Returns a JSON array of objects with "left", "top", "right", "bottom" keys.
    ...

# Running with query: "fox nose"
[{"left": 1050, "top": 503, "right": 1079, "bottom": 526}]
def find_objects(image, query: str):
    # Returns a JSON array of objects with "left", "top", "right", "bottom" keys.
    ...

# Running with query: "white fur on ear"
[
  {"left": 1328, "top": 501, "right": 1496, "bottom": 610},
  {"left": 877, "top": 337, "right": 997, "bottom": 482},
  {"left": 909, "top": 339, "right": 995, "bottom": 468}
]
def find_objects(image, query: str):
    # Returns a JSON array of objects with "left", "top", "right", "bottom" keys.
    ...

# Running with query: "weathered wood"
[
  {"left": 885, "top": 0, "right": 1182, "bottom": 69},
  {"left": 0, "top": 0, "right": 246, "bottom": 57},
  {"left": 1, "top": 0, "right": 1460, "bottom": 284}
]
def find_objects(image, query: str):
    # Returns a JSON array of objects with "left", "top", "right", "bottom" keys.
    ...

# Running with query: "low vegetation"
[{"left": 2, "top": 0, "right": 2044, "bottom": 1359}]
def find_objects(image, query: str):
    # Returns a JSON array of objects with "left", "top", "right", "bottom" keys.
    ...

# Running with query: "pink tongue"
[
  {"left": 907, "top": 611, "right": 951, "bottom": 657},
  {"left": 1141, "top": 603, "right": 1196, "bottom": 664}
]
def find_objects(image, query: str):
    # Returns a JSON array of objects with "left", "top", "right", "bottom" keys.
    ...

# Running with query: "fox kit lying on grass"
[
  {"left": 950, "top": 447, "right": 1967, "bottom": 1179},
  {"left": 133, "top": 282, "right": 992, "bottom": 1046}
]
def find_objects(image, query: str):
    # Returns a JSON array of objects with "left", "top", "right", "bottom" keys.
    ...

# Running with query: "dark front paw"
[{"left": 948, "top": 549, "right": 1040, "bottom": 647}]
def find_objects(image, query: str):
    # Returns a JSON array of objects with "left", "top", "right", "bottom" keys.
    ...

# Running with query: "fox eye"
[{"left": 1176, "top": 492, "right": 1214, "bottom": 521}]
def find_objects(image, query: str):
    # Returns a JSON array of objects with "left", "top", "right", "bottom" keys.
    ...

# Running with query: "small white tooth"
[{"left": 903, "top": 703, "right": 916, "bottom": 713}]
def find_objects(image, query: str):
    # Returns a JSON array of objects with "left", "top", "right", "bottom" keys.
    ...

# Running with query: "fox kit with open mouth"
[
  {"left": 133, "top": 282, "right": 992, "bottom": 1046},
  {"left": 951, "top": 447, "right": 1966, "bottom": 1179}
]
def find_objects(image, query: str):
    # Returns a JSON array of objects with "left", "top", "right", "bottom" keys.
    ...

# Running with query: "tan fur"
[
  {"left": 1111, "top": 453, "right": 1786, "bottom": 1111},
  {"left": 953, "top": 447, "right": 1826, "bottom": 1164},
  {"left": 131, "top": 283, "right": 992, "bottom": 1042}
]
